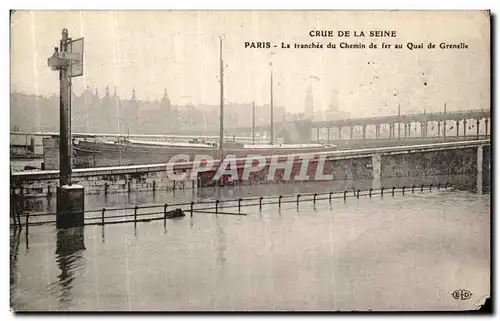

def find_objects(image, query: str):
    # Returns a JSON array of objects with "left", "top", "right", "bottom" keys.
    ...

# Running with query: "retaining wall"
[
  {"left": 11, "top": 142, "right": 490, "bottom": 198},
  {"left": 11, "top": 165, "right": 196, "bottom": 197}
]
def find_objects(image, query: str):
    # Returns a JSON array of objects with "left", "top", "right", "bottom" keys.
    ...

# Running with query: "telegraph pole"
[
  {"left": 219, "top": 35, "right": 224, "bottom": 152},
  {"left": 398, "top": 103, "right": 401, "bottom": 139},
  {"left": 443, "top": 101, "right": 447, "bottom": 138},
  {"left": 270, "top": 61, "right": 274, "bottom": 145}
]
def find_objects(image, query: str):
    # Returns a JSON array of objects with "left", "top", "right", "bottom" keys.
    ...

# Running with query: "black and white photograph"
[{"left": 9, "top": 9, "right": 491, "bottom": 312}]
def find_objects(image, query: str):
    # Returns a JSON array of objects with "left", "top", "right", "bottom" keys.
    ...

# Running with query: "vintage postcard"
[{"left": 10, "top": 10, "right": 491, "bottom": 312}]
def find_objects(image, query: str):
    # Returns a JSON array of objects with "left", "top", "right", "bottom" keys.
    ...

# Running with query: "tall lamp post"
[{"left": 219, "top": 34, "right": 225, "bottom": 154}]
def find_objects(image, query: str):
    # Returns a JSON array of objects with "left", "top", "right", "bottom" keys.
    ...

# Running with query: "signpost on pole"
[
  {"left": 68, "top": 37, "right": 84, "bottom": 77},
  {"left": 47, "top": 28, "right": 85, "bottom": 229}
]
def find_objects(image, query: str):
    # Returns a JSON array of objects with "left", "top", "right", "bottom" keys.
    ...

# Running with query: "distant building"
[
  {"left": 323, "top": 89, "right": 350, "bottom": 120},
  {"left": 10, "top": 89, "right": 285, "bottom": 135}
]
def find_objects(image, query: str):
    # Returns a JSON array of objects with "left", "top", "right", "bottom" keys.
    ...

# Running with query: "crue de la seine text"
[{"left": 308, "top": 30, "right": 397, "bottom": 37}]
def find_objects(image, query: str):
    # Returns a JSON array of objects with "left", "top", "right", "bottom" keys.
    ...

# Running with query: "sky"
[{"left": 10, "top": 10, "right": 490, "bottom": 116}]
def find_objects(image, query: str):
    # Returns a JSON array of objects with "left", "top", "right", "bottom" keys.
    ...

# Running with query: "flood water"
[{"left": 10, "top": 186, "right": 490, "bottom": 311}]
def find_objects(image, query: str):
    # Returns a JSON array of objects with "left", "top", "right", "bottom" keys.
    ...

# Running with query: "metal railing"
[
  {"left": 343, "top": 108, "right": 490, "bottom": 122},
  {"left": 11, "top": 182, "right": 455, "bottom": 229},
  {"left": 9, "top": 109, "right": 490, "bottom": 138},
  {"left": 224, "top": 109, "right": 490, "bottom": 131},
  {"left": 311, "top": 111, "right": 491, "bottom": 127}
]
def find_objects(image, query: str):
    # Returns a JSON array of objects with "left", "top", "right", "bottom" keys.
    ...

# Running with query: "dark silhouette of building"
[{"left": 10, "top": 88, "right": 286, "bottom": 135}]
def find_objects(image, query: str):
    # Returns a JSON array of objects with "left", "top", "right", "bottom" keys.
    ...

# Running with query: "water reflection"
[
  {"left": 216, "top": 217, "right": 226, "bottom": 270},
  {"left": 25, "top": 224, "right": 29, "bottom": 251},
  {"left": 10, "top": 184, "right": 490, "bottom": 311},
  {"left": 10, "top": 229, "right": 21, "bottom": 295},
  {"left": 54, "top": 228, "right": 86, "bottom": 308}
]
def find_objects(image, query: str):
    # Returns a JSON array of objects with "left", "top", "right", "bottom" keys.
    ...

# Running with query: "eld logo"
[{"left": 452, "top": 289, "right": 473, "bottom": 300}]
